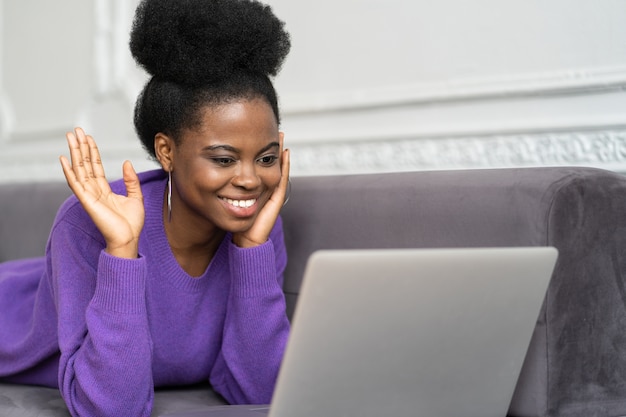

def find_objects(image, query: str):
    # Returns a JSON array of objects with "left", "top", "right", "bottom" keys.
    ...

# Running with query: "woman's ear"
[{"left": 154, "top": 133, "right": 174, "bottom": 171}]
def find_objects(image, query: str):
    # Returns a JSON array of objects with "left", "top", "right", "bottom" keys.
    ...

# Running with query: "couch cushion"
[{"left": 0, "top": 382, "right": 227, "bottom": 416}]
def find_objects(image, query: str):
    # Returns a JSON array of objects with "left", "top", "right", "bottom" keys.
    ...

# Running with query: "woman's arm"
[
  {"left": 52, "top": 127, "right": 154, "bottom": 416},
  {"left": 210, "top": 134, "right": 291, "bottom": 404},
  {"left": 209, "top": 218, "right": 290, "bottom": 404},
  {"left": 49, "top": 215, "right": 155, "bottom": 417}
]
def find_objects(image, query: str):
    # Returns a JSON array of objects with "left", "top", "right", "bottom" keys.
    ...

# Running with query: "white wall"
[{"left": 1, "top": 0, "right": 625, "bottom": 182}]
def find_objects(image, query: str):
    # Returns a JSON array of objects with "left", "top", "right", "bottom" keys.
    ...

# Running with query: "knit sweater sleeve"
[
  {"left": 209, "top": 216, "right": 290, "bottom": 404},
  {"left": 49, "top": 206, "right": 154, "bottom": 417}
]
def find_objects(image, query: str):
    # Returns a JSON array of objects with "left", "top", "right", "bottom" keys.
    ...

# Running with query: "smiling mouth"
[{"left": 221, "top": 197, "right": 257, "bottom": 208}]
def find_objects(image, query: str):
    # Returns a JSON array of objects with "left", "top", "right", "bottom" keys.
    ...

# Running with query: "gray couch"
[{"left": 2, "top": 166, "right": 626, "bottom": 417}]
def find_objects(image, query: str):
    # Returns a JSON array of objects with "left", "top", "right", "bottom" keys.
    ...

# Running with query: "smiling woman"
[
  {"left": 0, "top": 0, "right": 292, "bottom": 416},
  {"left": 156, "top": 98, "right": 287, "bottom": 269}
]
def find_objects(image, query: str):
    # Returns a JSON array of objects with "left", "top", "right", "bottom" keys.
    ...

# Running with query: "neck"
[{"left": 163, "top": 189, "right": 227, "bottom": 277}]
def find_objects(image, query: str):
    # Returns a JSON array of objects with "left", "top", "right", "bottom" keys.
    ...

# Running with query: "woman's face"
[{"left": 165, "top": 98, "right": 283, "bottom": 234}]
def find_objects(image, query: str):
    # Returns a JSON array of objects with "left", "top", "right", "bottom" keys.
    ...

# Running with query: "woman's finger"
[
  {"left": 66, "top": 131, "right": 88, "bottom": 184},
  {"left": 60, "top": 154, "right": 86, "bottom": 199},
  {"left": 273, "top": 148, "right": 290, "bottom": 206},
  {"left": 59, "top": 155, "right": 75, "bottom": 187},
  {"left": 86, "top": 134, "right": 109, "bottom": 188},
  {"left": 122, "top": 160, "right": 143, "bottom": 201},
  {"left": 266, "top": 131, "right": 289, "bottom": 207},
  {"left": 75, "top": 128, "right": 95, "bottom": 180}
]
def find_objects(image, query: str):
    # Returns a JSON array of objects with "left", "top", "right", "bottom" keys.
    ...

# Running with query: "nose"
[{"left": 232, "top": 162, "right": 261, "bottom": 190}]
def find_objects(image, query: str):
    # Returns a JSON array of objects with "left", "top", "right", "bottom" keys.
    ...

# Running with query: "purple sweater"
[{"left": 0, "top": 169, "right": 290, "bottom": 416}]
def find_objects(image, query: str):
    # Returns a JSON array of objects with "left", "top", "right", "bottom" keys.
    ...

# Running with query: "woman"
[{"left": 0, "top": 0, "right": 291, "bottom": 415}]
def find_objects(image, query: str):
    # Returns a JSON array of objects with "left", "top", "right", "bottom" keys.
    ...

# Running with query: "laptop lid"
[
  {"left": 161, "top": 247, "right": 557, "bottom": 417},
  {"left": 269, "top": 247, "right": 556, "bottom": 417}
]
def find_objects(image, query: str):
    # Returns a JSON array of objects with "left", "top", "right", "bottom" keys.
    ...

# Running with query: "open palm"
[{"left": 59, "top": 128, "right": 145, "bottom": 259}]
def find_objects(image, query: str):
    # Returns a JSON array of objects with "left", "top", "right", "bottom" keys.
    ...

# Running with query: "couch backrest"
[
  {"left": 3, "top": 167, "right": 624, "bottom": 314},
  {"left": 280, "top": 166, "right": 616, "bottom": 316},
  {"left": 0, "top": 182, "right": 71, "bottom": 263}
]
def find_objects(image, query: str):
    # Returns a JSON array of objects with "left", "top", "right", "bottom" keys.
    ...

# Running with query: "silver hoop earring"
[
  {"left": 283, "top": 178, "right": 292, "bottom": 207},
  {"left": 167, "top": 170, "right": 172, "bottom": 222}
]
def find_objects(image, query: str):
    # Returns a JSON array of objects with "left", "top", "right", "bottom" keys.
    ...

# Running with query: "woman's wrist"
[
  {"left": 232, "top": 234, "right": 266, "bottom": 248},
  {"left": 105, "top": 241, "right": 140, "bottom": 259}
]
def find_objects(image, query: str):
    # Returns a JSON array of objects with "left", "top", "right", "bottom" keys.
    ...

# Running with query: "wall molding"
[
  {"left": 0, "top": 0, "right": 11, "bottom": 143},
  {"left": 93, "top": 0, "right": 139, "bottom": 98},
  {"left": 280, "top": 66, "right": 626, "bottom": 115},
  {"left": 289, "top": 128, "right": 626, "bottom": 176},
  {"left": 0, "top": 93, "right": 14, "bottom": 143},
  {"left": 1, "top": 128, "right": 624, "bottom": 183}
]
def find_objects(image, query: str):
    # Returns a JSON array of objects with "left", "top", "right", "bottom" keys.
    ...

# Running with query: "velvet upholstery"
[{"left": 1, "top": 166, "right": 626, "bottom": 416}]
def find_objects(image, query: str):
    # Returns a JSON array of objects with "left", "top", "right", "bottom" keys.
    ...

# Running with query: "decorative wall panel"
[{"left": 289, "top": 129, "right": 626, "bottom": 176}]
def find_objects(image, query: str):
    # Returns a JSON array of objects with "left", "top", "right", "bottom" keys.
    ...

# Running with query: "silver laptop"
[{"left": 161, "top": 247, "right": 557, "bottom": 417}]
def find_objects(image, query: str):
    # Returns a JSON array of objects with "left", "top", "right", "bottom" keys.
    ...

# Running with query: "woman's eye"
[
  {"left": 258, "top": 155, "right": 278, "bottom": 166},
  {"left": 211, "top": 157, "right": 236, "bottom": 166}
]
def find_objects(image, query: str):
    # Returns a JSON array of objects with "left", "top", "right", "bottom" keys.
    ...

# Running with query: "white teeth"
[{"left": 224, "top": 198, "right": 256, "bottom": 208}]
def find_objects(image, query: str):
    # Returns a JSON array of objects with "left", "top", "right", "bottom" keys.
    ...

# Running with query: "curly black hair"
[{"left": 129, "top": 0, "right": 291, "bottom": 159}]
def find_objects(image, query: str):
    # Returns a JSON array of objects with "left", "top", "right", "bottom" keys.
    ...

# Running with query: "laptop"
[{"left": 161, "top": 247, "right": 558, "bottom": 417}]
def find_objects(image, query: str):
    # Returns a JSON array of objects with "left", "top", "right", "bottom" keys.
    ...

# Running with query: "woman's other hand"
[
  {"left": 232, "top": 134, "right": 290, "bottom": 248},
  {"left": 59, "top": 127, "right": 145, "bottom": 259}
]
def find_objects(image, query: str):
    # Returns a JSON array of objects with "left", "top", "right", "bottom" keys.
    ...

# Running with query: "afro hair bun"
[{"left": 129, "top": 0, "right": 291, "bottom": 86}]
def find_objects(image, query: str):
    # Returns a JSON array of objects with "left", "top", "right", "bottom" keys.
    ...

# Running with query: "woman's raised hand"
[
  {"left": 232, "top": 134, "right": 290, "bottom": 248},
  {"left": 59, "top": 128, "right": 145, "bottom": 259}
]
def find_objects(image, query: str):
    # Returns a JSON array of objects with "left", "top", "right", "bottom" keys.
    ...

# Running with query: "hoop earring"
[
  {"left": 283, "top": 178, "right": 292, "bottom": 207},
  {"left": 167, "top": 170, "right": 172, "bottom": 222}
]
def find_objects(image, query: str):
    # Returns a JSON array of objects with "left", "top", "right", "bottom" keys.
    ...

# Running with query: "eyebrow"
[{"left": 204, "top": 141, "right": 280, "bottom": 154}]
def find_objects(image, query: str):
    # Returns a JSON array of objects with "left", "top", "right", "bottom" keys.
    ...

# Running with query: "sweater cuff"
[
  {"left": 90, "top": 251, "right": 147, "bottom": 314},
  {"left": 229, "top": 239, "right": 280, "bottom": 298}
]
